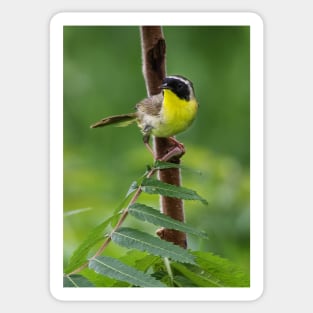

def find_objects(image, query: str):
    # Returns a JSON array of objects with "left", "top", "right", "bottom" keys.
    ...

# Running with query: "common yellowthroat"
[{"left": 90, "top": 75, "right": 198, "bottom": 160}]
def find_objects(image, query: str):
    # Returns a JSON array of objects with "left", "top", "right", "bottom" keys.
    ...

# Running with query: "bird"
[{"left": 90, "top": 75, "right": 198, "bottom": 161}]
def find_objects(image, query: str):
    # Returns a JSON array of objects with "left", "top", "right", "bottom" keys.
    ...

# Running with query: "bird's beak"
[{"left": 160, "top": 82, "right": 169, "bottom": 89}]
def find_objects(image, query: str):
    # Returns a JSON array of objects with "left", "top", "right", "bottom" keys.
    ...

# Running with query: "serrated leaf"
[
  {"left": 89, "top": 255, "right": 165, "bottom": 287},
  {"left": 171, "top": 262, "right": 223, "bottom": 287},
  {"left": 173, "top": 275, "right": 197, "bottom": 287},
  {"left": 112, "top": 180, "right": 140, "bottom": 216},
  {"left": 193, "top": 251, "right": 250, "bottom": 286},
  {"left": 128, "top": 203, "right": 208, "bottom": 239},
  {"left": 119, "top": 250, "right": 160, "bottom": 272},
  {"left": 171, "top": 251, "right": 250, "bottom": 287},
  {"left": 125, "top": 181, "right": 139, "bottom": 198},
  {"left": 64, "top": 216, "right": 113, "bottom": 273},
  {"left": 111, "top": 227, "right": 195, "bottom": 264},
  {"left": 141, "top": 177, "right": 208, "bottom": 205},
  {"left": 63, "top": 274, "right": 94, "bottom": 287},
  {"left": 153, "top": 161, "right": 202, "bottom": 175},
  {"left": 153, "top": 160, "right": 182, "bottom": 170}
]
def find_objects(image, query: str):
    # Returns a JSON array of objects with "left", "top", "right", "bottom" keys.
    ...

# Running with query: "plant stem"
[
  {"left": 163, "top": 257, "right": 174, "bottom": 286},
  {"left": 66, "top": 165, "right": 158, "bottom": 276},
  {"left": 140, "top": 26, "right": 187, "bottom": 249},
  {"left": 66, "top": 27, "right": 188, "bottom": 277}
]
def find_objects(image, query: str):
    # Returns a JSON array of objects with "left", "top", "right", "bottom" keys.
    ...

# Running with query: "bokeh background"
[{"left": 63, "top": 26, "right": 250, "bottom": 273}]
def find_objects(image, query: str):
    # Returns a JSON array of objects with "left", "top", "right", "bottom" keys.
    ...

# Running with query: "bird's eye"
[{"left": 177, "top": 83, "right": 183, "bottom": 90}]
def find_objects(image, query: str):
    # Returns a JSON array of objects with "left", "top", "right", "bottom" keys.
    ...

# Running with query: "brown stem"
[
  {"left": 66, "top": 28, "right": 188, "bottom": 277},
  {"left": 140, "top": 26, "right": 187, "bottom": 249}
]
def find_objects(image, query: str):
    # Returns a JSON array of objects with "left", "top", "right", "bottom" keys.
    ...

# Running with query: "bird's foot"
[
  {"left": 158, "top": 137, "right": 185, "bottom": 162},
  {"left": 143, "top": 136, "right": 185, "bottom": 162}
]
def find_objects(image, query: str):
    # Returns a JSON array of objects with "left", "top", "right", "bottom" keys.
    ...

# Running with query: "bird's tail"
[{"left": 90, "top": 113, "right": 137, "bottom": 128}]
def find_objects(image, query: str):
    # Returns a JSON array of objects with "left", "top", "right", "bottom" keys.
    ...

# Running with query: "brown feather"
[
  {"left": 90, "top": 93, "right": 163, "bottom": 129},
  {"left": 135, "top": 94, "right": 163, "bottom": 116},
  {"left": 90, "top": 113, "right": 137, "bottom": 128}
]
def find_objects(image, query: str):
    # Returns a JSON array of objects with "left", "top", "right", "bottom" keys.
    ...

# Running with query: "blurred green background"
[{"left": 63, "top": 26, "right": 250, "bottom": 272}]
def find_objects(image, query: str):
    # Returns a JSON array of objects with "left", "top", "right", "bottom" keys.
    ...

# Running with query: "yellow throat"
[{"left": 151, "top": 89, "right": 198, "bottom": 138}]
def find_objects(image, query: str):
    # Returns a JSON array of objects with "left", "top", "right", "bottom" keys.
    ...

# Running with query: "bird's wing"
[{"left": 135, "top": 93, "right": 163, "bottom": 116}]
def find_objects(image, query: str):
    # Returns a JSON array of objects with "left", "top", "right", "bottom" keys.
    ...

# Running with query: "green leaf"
[
  {"left": 194, "top": 251, "right": 250, "bottom": 287},
  {"left": 134, "top": 254, "right": 161, "bottom": 272},
  {"left": 171, "top": 262, "right": 223, "bottom": 287},
  {"left": 63, "top": 274, "right": 94, "bottom": 287},
  {"left": 173, "top": 275, "right": 197, "bottom": 287},
  {"left": 141, "top": 177, "right": 208, "bottom": 205},
  {"left": 89, "top": 255, "right": 165, "bottom": 287},
  {"left": 153, "top": 161, "right": 202, "bottom": 175},
  {"left": 111, "top": 174, "right": 150, "bottom": 220},
  {"left": 64, "top": 217, "right": 113, "bottom": 273},
  {"left": 111, "top": 227, "right": 195, "bottom": 264},
  {"left": 125, "top": 181, "right": 139, "bottom": 198},
  {"left": 153, "top": 160, "right": 182, "bottom": 170},
  {"left": 119, "top": 250, "right": 161, "bottom": 272},
  {"left": 112, "top": 180, "right": 140, "bottom": 216},
  {"left": 171, "top": 251, "right": 250, "bottom": 287},
  {"left": 128, "top": 203, "right": 208, "bottom": 239}
]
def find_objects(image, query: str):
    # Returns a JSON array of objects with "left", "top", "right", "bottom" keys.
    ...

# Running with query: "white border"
[{"left": 50, "top": 12, "right": 263, "bottom": 301}]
